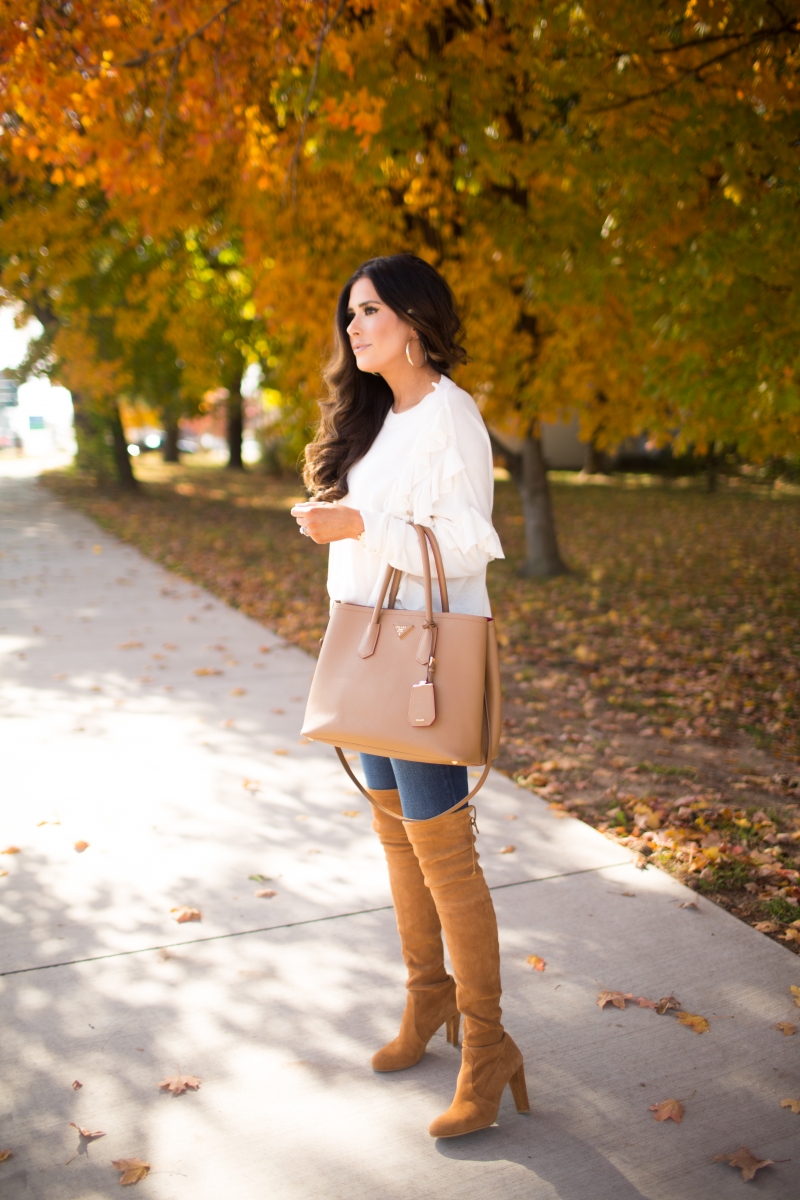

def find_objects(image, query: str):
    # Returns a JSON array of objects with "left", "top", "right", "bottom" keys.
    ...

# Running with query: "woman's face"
[{"left": 346, "top": 276, "right": 416, "bottom": 374}]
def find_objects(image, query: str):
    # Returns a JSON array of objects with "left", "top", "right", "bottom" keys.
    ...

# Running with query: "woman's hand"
[{"left": 290, "top": 501, "right": 365, "bottom": 545}]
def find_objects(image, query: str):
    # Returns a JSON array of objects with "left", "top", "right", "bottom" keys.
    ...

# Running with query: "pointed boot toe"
[
  {"left": 428, "top": 1034, "right": 529, "bottom": 1138},
  {"left": 372, "top": 979, "right": 460, "bottom": 1072}
]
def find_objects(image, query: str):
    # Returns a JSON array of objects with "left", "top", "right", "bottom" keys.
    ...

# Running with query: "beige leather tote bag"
[{"left": 301, "top": 524, "right": 502, "bottom": 818}]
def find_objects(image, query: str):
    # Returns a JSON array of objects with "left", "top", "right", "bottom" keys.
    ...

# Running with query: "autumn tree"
[{"left": 2, "top": 1, "right": 798, "bottom": 562}]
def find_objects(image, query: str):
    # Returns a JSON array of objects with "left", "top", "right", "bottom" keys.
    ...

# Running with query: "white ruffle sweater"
[{"left": 328, "top": 374, "right": 504, "bottom": 617}]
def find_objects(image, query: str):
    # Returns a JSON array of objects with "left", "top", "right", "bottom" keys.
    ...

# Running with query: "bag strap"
[{"left": 334, "top": 694, "right": 494, "bottom": 822}]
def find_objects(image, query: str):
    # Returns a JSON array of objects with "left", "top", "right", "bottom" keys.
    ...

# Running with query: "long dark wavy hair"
[{"left": 303, "top": 253, "right": 467, "bottom": 500}]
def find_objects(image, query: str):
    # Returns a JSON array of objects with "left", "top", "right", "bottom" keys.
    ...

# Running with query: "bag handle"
[
  {"left": 374, "top": 524, "right": 449, "bottom": 618},
  {"left": 358, "top": 524, "right": 448, "bottom": 658},
  {"left": 334, "top": 694, "right": 493, "bottom": 822}
]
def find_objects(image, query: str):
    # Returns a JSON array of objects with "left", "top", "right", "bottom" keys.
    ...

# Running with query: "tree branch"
[
  {"left": 283, "top": 0, "right": 347, "bottom": 207},
  {"left": 117, "top": 0, "right": 244, "bottom": 69},
  {"left": 158, "top": 45, "right": 182, "bottom": 156}
]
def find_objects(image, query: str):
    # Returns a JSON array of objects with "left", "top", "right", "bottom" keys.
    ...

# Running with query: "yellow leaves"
[
  {"left": 111, "top": 1158, "right": 150, "bottom": 1185},
  {"left": 0, "top": 1150, "right": 12, "bottom": 1162},
  {"left": 723, "top": 184, "right": 743, "bottom": 205},
  {"left": 774, "top": 1022, "right": 796, "bottom": 1036},
  {"left": 526, "top": 955, "right": 546, "bottom": 971},
  {"left": 170, "top": 906, "right": 201, "bottom": 923},
  {"left": 713, "top": 1147, "right": 774, "bottom": 1183},
  {"left": 1, "top": 846, "right": 21, "bottom": 855},
  {"left": 499, "top": 845, "right": 516, "bottom": 854},
  {"left": 194, "top": 667, "right": 222, "bottom": 676},
  {"left": 790, "top": 986, "right": 800, "bottom": 1007},
  {"left": 649, "top": 1099, "right": 683, "bottom": 1123},
  {"left": 677, "top": 1012, "right": 709, "bottom": 1035},
  {"left": 74, "top": 840, "right": 89, "bottom": 853},
  {"left": 341, "top": 810, "right": 360, "bottom": 818},
  {"left": 159, "top": 1074, "right": 201, "bottom": 1095},
  {"left": 781, "top": 1095, "right": 800, "bottom": 1113}
]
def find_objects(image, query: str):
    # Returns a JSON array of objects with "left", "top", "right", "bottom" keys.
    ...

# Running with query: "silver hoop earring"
[{"left": 405, "top": 339, "right": 428, "bottom": 368}]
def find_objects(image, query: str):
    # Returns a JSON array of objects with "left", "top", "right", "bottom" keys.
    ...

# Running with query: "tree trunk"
[
  {"left": 706, "top": 447, "right": 717, "bottom": 492},
  {"left": 583, "top": 439, "right": 609, "bottom": 475},
  {"left": 490, "top": 428, "right": 568, "bottom": 579},
  {"left": 226, "top": 382, "right": 244, "bottom": 470},
  {"left": 110, "top": 402, "right": 137, "bottom": 490},
  {"left": 163, "top": 414, "right": 180, "bottom": 463}
]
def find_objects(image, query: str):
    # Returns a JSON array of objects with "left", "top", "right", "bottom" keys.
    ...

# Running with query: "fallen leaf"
[
  {"left": 500, "top": 845, "right": 516, "bottom": 854},
  {"left": 779, "top": 928, "right": 800, "bottom": 943},
  {"left": 0, "top": 870, "right": 7, "bottom": 877},
  {"left": 254, "top": 888, "right": 277, "bottom": 898},
  {"left": 621, "top": 891, "right": 635, "bottom": 897},
  {"left": 74, "top": 840, "right": 89, "bottom": 853},
  {"left": 69, "top": 1123, "right": 105, "bottom": 1140},
  {"left": 0, "top": 1150, "right": 12, "bottom": 1162},
  {"left": 754, "top": 921, "right": 781, "bottom": 932},
  {"left": 111, "top": 1157, "right": 150, "bottom": 1185},
  {"left": 655, "top": 995, "right": 681, "bottom": 1015},
  {"left": 526, "top": 955, "right": 546, "bottom": 971},
  {"left": 678, "top": 900, "right": 698, "bottom": 909},
  {"left": 274, "top": 748, "right": 288, "bottom": 756},
  {"left": 271, "top": 707, "right": 285, "bottom": 714},
  {"left": 791, "top": 985, "right": 800, "bottom": 1007},
  {"left": 1, "top": 846, "right": 21, "bottom": 855},
  {"left": 249, "top": 874, "right": 272, "bottom": 883},
  {"left": 775, "top": 1022, "right": 796, "bottom": 1036},
  {"left": 242, "top": 778, "right": 260, "bottom": 791},
  {"left": 194, "top": 667, "right": 222, "bottom": 676},
  {"left": 341, "top": 810, "right": 360, "bottom": 818},
  {"left": 159, "top": 1074, "right": 201, "bottom": 1095},
  {"left": 634, "top": 853, "right": 648, "bottom": 870},
  {"left": 597, "top": 990, "right": 633, "bottom": 1010},
  {"left": 780, "top": 1096, "right": 800, "bottom": 1113},
  {"left": 92, "top": 545, "right": 102, "bottom": 554},
  {"left": 170, "top": 906, "right": 201, "bottom": 923},
  {"left": 259, "top": 645, "right": 271, "bottom": 653},
  {"left": 635, "top": 996, "right": 658, "bottom": 1009},
  {"left": 649, "top": 1099, "right": 684, "bottom": 1123},
  {"left": 229, "top": 688, "right": 246, "bottom": 696},
  {"left": 677, "top": 1011, "right": 709, "bottom": 1034},
  {"left": 713, "top": 1147, "right": 774, "bottom": 1183},
  {"left": 71, "top": 1080, "right": 82, "bottom": 1090},
  {"left": 117, "top": 641, "right": 142, "bottom": 649},
  {"left": 504, "top": 814, "right": 518, "bottom": 821}
]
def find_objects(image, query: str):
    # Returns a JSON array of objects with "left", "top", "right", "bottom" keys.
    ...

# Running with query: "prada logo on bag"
[{"left": 394, "top": 625, "right": 413, "bottom": 638}]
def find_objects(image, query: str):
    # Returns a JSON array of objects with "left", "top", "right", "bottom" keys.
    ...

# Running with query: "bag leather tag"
[{"left": 408, "top": 681, "right": 436, "bottom": 727}]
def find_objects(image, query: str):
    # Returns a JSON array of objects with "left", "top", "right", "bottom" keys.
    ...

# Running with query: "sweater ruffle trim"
[{"left": 383, "top": 382, "right": 504, "bottom": 561}]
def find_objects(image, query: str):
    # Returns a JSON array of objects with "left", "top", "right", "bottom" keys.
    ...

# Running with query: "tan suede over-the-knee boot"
[
  {"left": 368, "top": 788, "right": 460, "bottom": 1072},
  {"left": 405, "top": 805, "right": 529, "bottom": 1137}
]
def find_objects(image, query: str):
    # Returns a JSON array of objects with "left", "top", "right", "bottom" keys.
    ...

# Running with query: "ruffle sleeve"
[{"left": 359, "top": 383, "right": 505, "bottom": 583}]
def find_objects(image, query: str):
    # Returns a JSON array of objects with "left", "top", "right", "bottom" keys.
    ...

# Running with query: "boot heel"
[
  {"left": 446, "top": 1012, "right": 461, "bottom": 1047},
  {"left": 508, "top": 1064, "right": 530, "bottom": 1113}
]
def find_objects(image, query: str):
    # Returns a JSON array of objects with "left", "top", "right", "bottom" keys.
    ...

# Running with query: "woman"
[{"left": 291, "top": 254, "right": 528, "bottom": 1138}]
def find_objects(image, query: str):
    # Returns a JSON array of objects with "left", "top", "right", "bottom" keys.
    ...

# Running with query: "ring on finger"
[{"left": 299, "top": 525, "right": 309, "bottom": 536}]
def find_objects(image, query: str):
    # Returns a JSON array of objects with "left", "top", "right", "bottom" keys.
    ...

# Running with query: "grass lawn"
[{"left": 44, "top": 456, "right": 800, "bottom": 948}]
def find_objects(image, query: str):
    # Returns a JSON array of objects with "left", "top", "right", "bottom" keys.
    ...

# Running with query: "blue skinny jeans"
[{"left": 359, "top": 754, "right": 468, "bottom": 821}]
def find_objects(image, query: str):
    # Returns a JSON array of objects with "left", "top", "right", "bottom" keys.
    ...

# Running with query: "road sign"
[{"left": 0, "top": 379, "right": 18, "bottom": 407}]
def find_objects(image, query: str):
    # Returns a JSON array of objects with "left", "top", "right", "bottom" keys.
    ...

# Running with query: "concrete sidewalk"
[{"left": 1, "top": 464, "right": 799, "bottom": 1199}]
